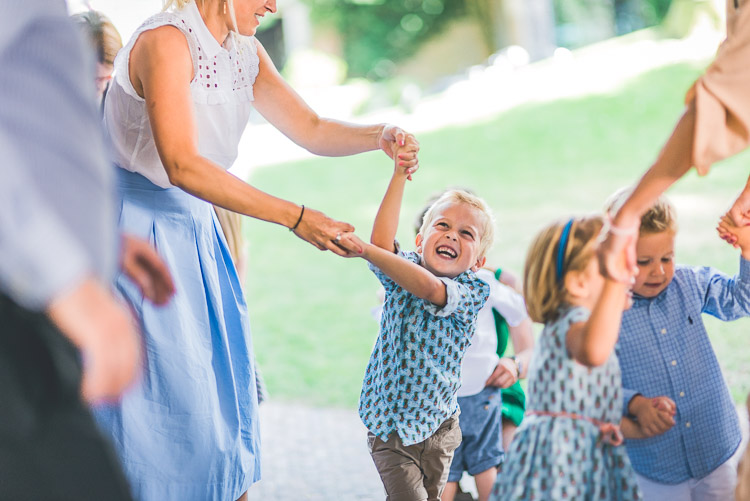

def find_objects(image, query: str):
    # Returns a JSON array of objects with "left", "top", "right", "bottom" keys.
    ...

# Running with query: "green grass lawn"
[{"left": 244, "top": 61, "right": 750, "bottom": 408}]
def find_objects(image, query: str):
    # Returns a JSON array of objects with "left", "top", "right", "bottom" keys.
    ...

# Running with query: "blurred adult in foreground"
[
  {"left": 92, "top": 0, "right": 419, "bottom": 499},
  {"left": 0, "top": 1, "right": 171, "bottom": 499}
]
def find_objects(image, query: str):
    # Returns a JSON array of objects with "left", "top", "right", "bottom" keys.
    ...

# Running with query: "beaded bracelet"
[{"left": 606, "top": 214, "right": 638, "bottom": 237}]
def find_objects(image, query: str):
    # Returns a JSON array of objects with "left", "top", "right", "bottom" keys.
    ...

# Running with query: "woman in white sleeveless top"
[{"left": 93, "top": 1, "right": 419, "bottom": 499}]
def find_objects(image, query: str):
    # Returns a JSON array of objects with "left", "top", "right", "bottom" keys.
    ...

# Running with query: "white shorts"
[{"left": 636, "top": 457, "right": 738, "bottom": 501}]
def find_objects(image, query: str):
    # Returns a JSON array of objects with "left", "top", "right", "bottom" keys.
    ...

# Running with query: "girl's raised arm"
[{"left": 566, "top": 279, "right": 629, "bottom": 367}]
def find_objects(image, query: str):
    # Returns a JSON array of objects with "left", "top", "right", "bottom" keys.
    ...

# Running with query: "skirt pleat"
[{"left": 93, "top": 169, "right": 260, "bottom": 501}]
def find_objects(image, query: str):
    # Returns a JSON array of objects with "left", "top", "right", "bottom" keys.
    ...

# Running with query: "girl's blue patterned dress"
[{"left": 490, "top": 306, "right": 642, "bottom": 500}]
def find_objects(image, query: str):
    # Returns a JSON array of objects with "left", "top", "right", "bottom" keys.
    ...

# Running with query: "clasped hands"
[{"left": 599, "top": 202, "right": 750, "bottom": 283}]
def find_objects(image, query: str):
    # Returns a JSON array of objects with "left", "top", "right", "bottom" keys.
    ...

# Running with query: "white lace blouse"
[{"left": 104, "top": 1, "right": 260, "bottom": 188}]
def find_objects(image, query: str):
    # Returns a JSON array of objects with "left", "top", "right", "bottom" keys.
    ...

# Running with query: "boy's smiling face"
[
  {"left": 416, "top": 202, "right": 486, "bottom": 279},
  {"left": 633, "top": 230, "right": 676, "bottom": 298}
]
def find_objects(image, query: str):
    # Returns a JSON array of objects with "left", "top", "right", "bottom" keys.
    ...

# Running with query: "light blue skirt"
[{"left": 94, "top": 169, "right": 261, "bottom": 501}]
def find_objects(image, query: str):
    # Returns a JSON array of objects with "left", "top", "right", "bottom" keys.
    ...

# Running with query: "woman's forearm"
[
  {"left": 615, "top": 103, "right": 696, "bottom": 227},
  {"left": 292, "top": 117, "right": 385, "bottom": 157},
  {"left": 166, "top": 153, "right": 301, "bottom": 228}
]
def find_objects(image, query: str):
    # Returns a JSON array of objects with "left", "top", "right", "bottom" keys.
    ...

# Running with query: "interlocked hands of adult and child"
[
  {"left": 598, "top": 185, "right": 750, "bottom": 284},
  {"left": 295, "top": 124, "right": 421, "bottom": 257}
]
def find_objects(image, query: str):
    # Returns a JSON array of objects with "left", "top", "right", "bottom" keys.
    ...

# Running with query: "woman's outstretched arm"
[
  {"left": 250, "top": 41, "right": 420, "bottom": 168},
  {"left": 129, "top": 26, "right": 354, "bottom": 254}
]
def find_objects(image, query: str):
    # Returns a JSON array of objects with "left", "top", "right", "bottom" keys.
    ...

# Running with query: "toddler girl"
[{"left": 490, "top": 215, "right": 642, "bottom": 500}]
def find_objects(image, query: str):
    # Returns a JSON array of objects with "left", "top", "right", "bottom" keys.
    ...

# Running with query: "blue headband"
[{"left": 556, "top": 219, "right": 574, "bottom": 282}]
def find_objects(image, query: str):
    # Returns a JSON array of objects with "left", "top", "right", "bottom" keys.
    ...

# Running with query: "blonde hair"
[
  {"left": 524, "top": 215, "right": 603, "bottom": 324},
  {"left": 418, "top": 189, "right": 495, "bottom": 261},
  {"left": 605, "top": 187, "right": 677, "bottom": 235},
  {"left": 163, "top": 0, "right": 238, "bottom": 33},
  {"left": 71, "top": 11, "right": 123, "bottom": 66}
]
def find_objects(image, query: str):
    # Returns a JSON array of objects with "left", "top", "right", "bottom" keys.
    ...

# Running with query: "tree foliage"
[
  {"left": 307, "top": 0, "right": 467, "bottom": 79},
  {"left": 304, "top": 0, "right": 674, "bottom": 78}
]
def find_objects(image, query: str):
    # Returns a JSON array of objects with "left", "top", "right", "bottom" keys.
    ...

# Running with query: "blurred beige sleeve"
[
  {"left": 213, "top": 205, "right": 247, "bottom": 283},
  {"left": 687, "top": 0, "right": 750, "bottom": 175}
]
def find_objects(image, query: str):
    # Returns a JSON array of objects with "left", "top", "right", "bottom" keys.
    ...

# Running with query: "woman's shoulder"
[
  {"left": 119, "top": 10, "right": 196, "bottom": 66},
  {"left": 132, "top": 10, "right": 192, "bottom": 40}
]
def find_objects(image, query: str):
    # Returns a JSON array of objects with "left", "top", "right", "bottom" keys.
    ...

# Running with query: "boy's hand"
[
  {"left": 335, "top": 232, "right": 367, "bottom": 258},
  {"left": 628, "top": 395, "right": 675, "bottom": 437},
  {"left": 718, "top": 214, "right": 750, "bottom": 259},
  {"left": 377, "top": 125, "right": 420, "bottom": 180},
  {"left": 392, "top": 142, "right": 418, "bottom": 181},
  {"left": 650, "top": 395, "right": 677, "bottom": 416},
  {"left": 485, "top": 357, "right": 518, "bottom": 388}
]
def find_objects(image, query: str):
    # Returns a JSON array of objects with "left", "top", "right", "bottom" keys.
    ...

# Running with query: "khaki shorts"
[{"left": 367, "top": 415, "right": 462, "bottom": 501}]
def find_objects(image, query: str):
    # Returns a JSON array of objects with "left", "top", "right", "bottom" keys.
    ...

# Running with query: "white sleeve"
[{"left": 485, "top": 279, "right": 527, "bottom": 327}]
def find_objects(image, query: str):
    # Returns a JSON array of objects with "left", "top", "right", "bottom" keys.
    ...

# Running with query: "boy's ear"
[
  {"left": 415, "top": 233, "right": 423, "bottom": 253},
  {"left": 471, "top": 256, "right": 486, "bottom": 272}
]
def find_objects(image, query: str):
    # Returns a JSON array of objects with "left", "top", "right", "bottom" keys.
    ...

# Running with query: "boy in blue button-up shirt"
[
  {"left": 607, "top": 190, "right": 750, "bottom": 500},
  {"left": 340, "top": 152, "right": 492, "bottom": 501}
]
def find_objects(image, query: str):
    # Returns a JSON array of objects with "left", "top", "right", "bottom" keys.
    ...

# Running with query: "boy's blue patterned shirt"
[
  {"left": 617, "top": 257, "right": 750, "bottom": 483},
  {"left": 360, "top": 251, "right": 489, "bottom": 446}
]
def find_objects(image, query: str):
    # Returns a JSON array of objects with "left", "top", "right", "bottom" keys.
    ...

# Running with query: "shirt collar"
[
  {"left": 181, "top": 1, "right": 231, "bottom": 59},
  {"left": 632, "top": 286, "right": 669, "bottom": 307}
]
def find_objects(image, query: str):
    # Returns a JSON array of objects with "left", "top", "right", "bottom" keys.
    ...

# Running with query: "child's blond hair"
[
  {"left": 71, "top": 11, "right": 123, "bottom": 66},
  {"left": 418, "top": 189, "right": 495, "bottom": 261},
  {"left": 524, "top": 215, "right": 603, "bottom": 323},
  {"left": 605, "top": 187, "right": 678, "bottom": 235}
]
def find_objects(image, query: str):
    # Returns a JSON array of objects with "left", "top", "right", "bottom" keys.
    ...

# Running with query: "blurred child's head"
[
  {"left": 524, "top": 215, "right": 604, "bottom": 323},
  {"left": 415, "top": 189, "right": 495, "bottom": 279},
  {"left": 606, "top": 187, "right": 677, "bottom": 298},
  {"left": 71, "top": 10, "right": 123, "bottom": 98}
]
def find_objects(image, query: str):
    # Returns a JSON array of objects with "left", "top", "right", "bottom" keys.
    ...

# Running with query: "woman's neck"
[{"left": 197, "top": 1, "right": 230, "bottom": 46}]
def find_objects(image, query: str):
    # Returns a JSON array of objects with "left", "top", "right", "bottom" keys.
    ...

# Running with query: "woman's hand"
[
  {"left": 728, "top": 183, "right": 750, "bottom": 228},
  {"left": 292, "top": 206, "right": 359, "bottom": 256},
  {"left": 377, "top": 125, "right": 420, "bottom": 179},
  {"left": 336, "top": 232, "right": 368, "bottom": 258}
]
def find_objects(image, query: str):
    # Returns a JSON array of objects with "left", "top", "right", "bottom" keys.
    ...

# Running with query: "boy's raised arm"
[{"left": 371, "top": 146, "right": 410, "bottom": 252}]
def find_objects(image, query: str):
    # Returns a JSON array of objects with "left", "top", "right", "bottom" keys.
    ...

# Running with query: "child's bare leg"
[
  {"left": 474, "top": 467, "right": 498, "bottom": 501},
  {"left": 235, "top": 491, "right": 247, "bottom": 501},
  {"left": 441, "top": 481, "right": 458, "bottom": 501},
  {"left": 501, "top": 420, "right": 517, "bottom": 451}
]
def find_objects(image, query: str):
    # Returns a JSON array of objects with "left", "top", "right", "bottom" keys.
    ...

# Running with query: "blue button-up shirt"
[
  {"left": 360, "top": 251, "right": 489, "bottom": 446},
  {"left": 616, "top": 258, "right": 750, "bottom": 483}
]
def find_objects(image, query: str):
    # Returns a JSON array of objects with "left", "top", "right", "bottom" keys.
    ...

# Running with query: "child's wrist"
[{"left": 628, "top": 394, "right": 647, "bottom": 415}]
